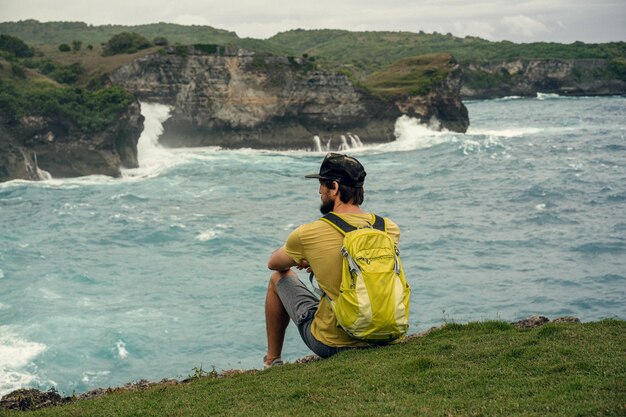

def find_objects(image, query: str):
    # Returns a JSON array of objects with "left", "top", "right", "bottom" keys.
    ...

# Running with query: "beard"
[{"left": 319, "top": 198, "right": 334, "bottom": 215}]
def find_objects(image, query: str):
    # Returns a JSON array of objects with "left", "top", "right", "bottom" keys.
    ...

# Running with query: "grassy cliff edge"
[{"left": 1, "top": 319, "right": 624, "bottom": 416}]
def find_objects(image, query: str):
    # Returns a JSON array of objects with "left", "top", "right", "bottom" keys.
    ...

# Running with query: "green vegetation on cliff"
[
  {"left": 0, "top": 34, "right": 34, "bottom": 58},
  {"left": 102, "top": 32, "right": 152, "bottom": 56},
  {"left": 2, "top": 20, "right": 623, "bottom": 99},
  {"left": 2, "top": 21, "right": 624, "bottom": 77},
  {"left": 362, "top": 53, "right": 457, "bottom": 98},
  {"left": 267, "top": 29, "right": 626, "bottom": 74},
  {"left": 0, "top": 39, "right": 133, "bottom": 134},
  {"left": 1, "top": 320, "right": 623, "bottom": 416},
  {"left": 0, "top": 20, "right": 240, "bottom": 47}
]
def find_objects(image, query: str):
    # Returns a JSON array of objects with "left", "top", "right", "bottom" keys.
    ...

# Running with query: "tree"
[
  {"left": 153, "top": 36, "right": 169, "bottom": 46},
  {"left": 102, "top": 32, "right": 151, "bottom": 56},
  {"left": 58, "top": 43, "right": 71, "bottom": 52},
  {"left": 0, "top": 34, "right": 34, "bottom": 57}
]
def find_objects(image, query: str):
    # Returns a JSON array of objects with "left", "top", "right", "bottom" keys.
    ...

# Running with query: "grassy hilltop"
[
  {"left": 1, "top": 20, "right": 625, "bottom": 100},
  {"left": 1, "top": 20, "right": 625, "bottom": 76},
  {"left": 267, "top": 29, "right": 626, "bottom": 73},
  {"left": 1, "top": 320, "right": 624, "bottom": 416}
]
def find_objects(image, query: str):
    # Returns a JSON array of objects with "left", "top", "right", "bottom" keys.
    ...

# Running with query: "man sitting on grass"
[{"left": 264, "top": 153, "right": 402, "bottom": 368}]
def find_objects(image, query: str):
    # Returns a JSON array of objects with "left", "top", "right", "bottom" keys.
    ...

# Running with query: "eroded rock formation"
[
  {"left": 109, "top": 47, "right": 468, "bottom": 150},
  {"left": 462, "top": 59, "right": 626, "bottom": 99},
  {"left": 0, "top": 101, "right": 144, "bottom": 182}
]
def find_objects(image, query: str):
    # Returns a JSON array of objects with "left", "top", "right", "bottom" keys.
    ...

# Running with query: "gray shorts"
[{"left": 275, "top": 274, "right": 349, "bottom": 359}]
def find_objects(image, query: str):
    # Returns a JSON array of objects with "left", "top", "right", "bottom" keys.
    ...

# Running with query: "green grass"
[
  {"left": 362, "top": 53, "right": 457, "bottom": 97},
  {"left": 3, "top": 320, "right": 624, "bottom": 416}
]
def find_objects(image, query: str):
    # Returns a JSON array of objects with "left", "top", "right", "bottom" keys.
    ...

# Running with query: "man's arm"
[{"left": 267, "top": 247, "right": 297, "bottom": 271}]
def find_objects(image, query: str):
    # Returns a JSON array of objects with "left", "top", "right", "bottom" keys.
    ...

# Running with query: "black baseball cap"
[{"left": 305, "top": 153, "right": 366, "bottom": 187}]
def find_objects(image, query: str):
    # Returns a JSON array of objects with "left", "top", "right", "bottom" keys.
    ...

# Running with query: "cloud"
[
  {"left": 0, "top": 0, "right": 623, "bottom": 42},
  {"left": 500, "top": 14, "right": 550, "bottom": 39},
  {"left": 451, "top": 20, "right": 497, "bottom": 40}
]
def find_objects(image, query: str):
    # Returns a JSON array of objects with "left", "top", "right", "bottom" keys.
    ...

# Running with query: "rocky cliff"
[
  {"left": 461, "top": 59, "right": 626, "bottom": 99},
  {"left": 0, "top": 100, "right": 144, "bottom": 182},
  {"left": 109, "top": 46, "right": 468, "bottom": 150}
]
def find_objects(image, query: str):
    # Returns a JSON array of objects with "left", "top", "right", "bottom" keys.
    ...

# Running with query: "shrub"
[
  {"left": 607, "top": 58, "right": 626, "bottom": 81},
  {"left": 102, "top": 32, "right": 151, "bottom": 56},
  {"left": 9, "top": 85, "right": 134, "bottom": 132},
  {"left": 10, "top": 63, "right": 26, "bottom": 79},
  {"left": 86, "top": 75, "right": 106, "bottom": 90},
  {"left": 58, "top": 43, "right": 71, "bottom": 52},
  {"left": 0, "top": 34, "right": 34, "bottom": 58},
  {"left": 153, "top": 36, "right": 169, "bottom": 46},
  {"left": 50, "top": 63, "right": 85, "bottom": 84},
  {"left": 192, "top": 44, "right": 219, "bottom": 54},
  {"left": 173, "top": 45, "right": 188, "bottom": 57},
  {"left": 71, "top": 40, "right": 82, "bottom": 51}
]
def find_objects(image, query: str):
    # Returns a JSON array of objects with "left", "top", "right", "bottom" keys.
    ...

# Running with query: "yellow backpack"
[{"left": 312, "top": 212, "right": 411, "bottom": 342}]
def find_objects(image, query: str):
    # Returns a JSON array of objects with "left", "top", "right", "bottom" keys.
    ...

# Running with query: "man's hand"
[{"left": 296, "top": 259, "right": 312, "bottom": 274}]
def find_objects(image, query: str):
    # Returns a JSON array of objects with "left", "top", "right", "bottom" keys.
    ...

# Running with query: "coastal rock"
[
  {"left": 0, "top": 100, "right": 144, "bottom": 182},
  {"left": 394, "top": 62, "right": 469, "bottom": 133},
  {"left": 512, "top": 315, "right": 581, "bottom": 329},
  {"left": 109, "top": 47, "right": 467, "bottom": 150},
  {"left": 0, "top": 388, "right": 71, "bottom": 411},
  {"left": 461, "top": 59, "right": 626, "bottom": 99},
  {"left": 551, "top": 316, "right": 581, "bottom": 324},
  {"left": 513, "top": 315, "right": 550, "bottom": 329}
]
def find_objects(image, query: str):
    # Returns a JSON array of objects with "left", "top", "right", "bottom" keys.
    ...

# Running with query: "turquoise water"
[{"left": 1, "top": 96, "right": 625, "bottom": 395}]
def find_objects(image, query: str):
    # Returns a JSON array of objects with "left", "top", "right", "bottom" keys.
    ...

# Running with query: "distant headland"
[{"left": 0, "top": 20, "right": 624, "bottom": 181}]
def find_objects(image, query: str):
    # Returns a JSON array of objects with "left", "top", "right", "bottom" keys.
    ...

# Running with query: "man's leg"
[{"left": 264, "top": 269, "right": 295, "bottom": 367}]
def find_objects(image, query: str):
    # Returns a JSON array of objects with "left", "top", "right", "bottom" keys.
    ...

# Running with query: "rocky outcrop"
[
  {"left": 462, "top": 59, "right": 626, "bottom": 99},
  {"left": 109, "top": 47, "right": 467, "bottom": 150},
  {"left": 393, "top": 62, "right": 469, "bottom": 133},
  {"left": 0, "top": 101, "right": 144, "bottom": 182}
]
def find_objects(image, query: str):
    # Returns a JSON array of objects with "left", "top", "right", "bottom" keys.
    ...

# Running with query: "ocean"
[{"left": 1, "top": 95, "right": 625, "bottom": 396}]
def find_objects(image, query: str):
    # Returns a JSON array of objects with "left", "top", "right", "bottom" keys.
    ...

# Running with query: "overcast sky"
[{"left": 1, "top": 0, "right": 624, "bottom": 43}]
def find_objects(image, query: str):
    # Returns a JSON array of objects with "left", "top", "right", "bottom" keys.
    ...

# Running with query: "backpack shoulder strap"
[
  {"left": 372, "top": 214, "right": 386, "bottom": 232},
  {"left": 321, "top": 212, "right": 387, "bottom": 234},
  {"left": 320, "top": 212, "right": 357, "bottom": 235}
]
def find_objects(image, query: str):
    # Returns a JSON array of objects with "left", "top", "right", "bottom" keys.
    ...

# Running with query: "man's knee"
[{"left": 269, "top": 269, "right": 296, "bottom": 288}]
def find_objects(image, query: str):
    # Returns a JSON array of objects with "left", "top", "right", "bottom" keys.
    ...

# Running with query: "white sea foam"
[
  {"left": 378, "top": 115, "right": 458, "bottom": 152},
  {"left": 81, "top": 370, "right": 110, "bottom": 384},
  {"left": 495, "top": 96, "right": 523, "bottom": 101},
  {"left": 536, "top": 92, "right": 561, "bottom": 100},
  {"left": 0, "top": 326, "right": 47, "bottom": 396},
  {"left": 122, "top": 102, "right": 185, "bottom": 180},
  {"left": 312, "top": 135, "right": 323, "bottom": 152},
  {"left": 0, "top": 269, "right": 4, "bottom": 279},
  {"left": 467, "top": 127, "right": 542, "bottom": 138},
  {"left": 33, "top": 153, "right": 52, "bottom": 181},
  {"left": 39, "top": 288, "right": 62, "bottom": 300},
  {"left": 535, "top": 204, "right": 546, "bottom": 211},
  {"left": 116, "top": 341, "right": 129, "bottom": 359},
  {"left": 196, "top": 229, "right": 220, "bottom": 241}
]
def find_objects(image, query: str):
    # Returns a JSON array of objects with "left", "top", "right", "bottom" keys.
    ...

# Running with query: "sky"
[{"left": 0, "top": 0, "right": 624, "bottom": 43}]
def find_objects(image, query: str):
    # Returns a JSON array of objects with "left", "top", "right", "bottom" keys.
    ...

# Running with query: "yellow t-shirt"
[{"left": 283, "top": 212, "right": 400, "bottom": 347}]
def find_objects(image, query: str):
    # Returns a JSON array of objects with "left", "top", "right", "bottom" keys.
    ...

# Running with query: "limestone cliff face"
[
  {"left": 0, "top": 101, "right": 144, "bottom": 182},
  {"left": 462, "top": 59, "right": 626, "bottom": 99},
  {"left": 393, "top": 63, "right": 469, "bottom": 133},
  {"left": 109, "top": 47, "right": 467, "bottom": 149}
]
